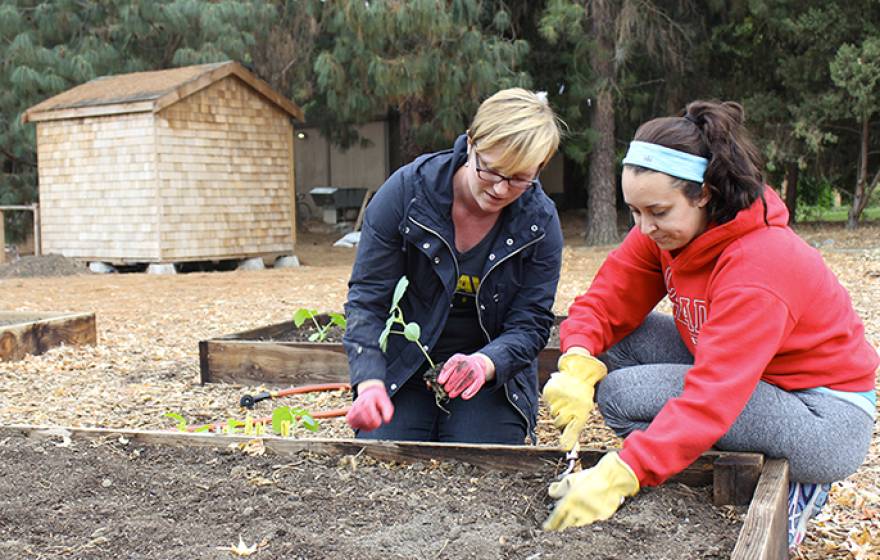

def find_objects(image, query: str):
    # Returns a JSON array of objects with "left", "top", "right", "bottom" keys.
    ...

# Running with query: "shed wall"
[
  {"left": 155, "top": 76, "right": 295, "bottom": 261},
  {"left": 36, "top": 113, "right": 159, "bottom": 260}
]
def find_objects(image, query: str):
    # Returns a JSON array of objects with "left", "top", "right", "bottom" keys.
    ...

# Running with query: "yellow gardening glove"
[
  {"left": 541, "top": 347, "right": 607, "bottom": 450},
  {"left": 543, "top": 452, "right": 639, "bottom": 531}
]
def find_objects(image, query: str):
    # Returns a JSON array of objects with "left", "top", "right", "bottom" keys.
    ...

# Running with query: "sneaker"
[{"left": 787, "top": 481, "right": 831, "bottom": 550}]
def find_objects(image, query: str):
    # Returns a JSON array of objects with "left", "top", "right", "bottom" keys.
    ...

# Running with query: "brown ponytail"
[{"left": 630, "top": 100, "right": 766, "bottom": 225}]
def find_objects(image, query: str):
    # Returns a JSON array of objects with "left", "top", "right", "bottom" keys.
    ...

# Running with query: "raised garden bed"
[
  {"left": 0, "top": 425, "right": 788, "bottom": 559},
  {"left": 199, "top": 313, "right": 563, "bottom": 387},
  {"left": 0, "top": 311, "right": 96, "bottom": 361}
]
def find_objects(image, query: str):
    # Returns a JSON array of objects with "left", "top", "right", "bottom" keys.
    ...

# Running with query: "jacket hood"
[{"left": 672, "top": 186, "right": 789, "bottom": 271}]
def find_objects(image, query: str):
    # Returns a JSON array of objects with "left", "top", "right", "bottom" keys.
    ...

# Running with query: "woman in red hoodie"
[{"left": 542, "top": 100, "right": 878, "bottom": 551}]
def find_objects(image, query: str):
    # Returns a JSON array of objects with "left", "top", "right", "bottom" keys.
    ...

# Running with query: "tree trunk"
[
  {"left": 585, "top": 0, "right": 619, "bottom": 246},
  {"left": 847, "top": 115, "right": 869, "bottom": 230},
  {"left": 783, "top": 161, "right": 799, "bottom": 225}
]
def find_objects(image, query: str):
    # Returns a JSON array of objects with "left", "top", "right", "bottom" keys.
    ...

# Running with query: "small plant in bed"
[
  {"left": 165, "top": 407, "right": 319, "bottom": 437},
  {"left": 293, "top": 308, "right": 346, "bottom": 343},
  {"left": 379, "top": 276, "right": 449, "bottom": 412}
]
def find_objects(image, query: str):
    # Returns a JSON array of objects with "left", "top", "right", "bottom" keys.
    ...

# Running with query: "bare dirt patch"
[{"left": 0, "top": 432, "right": 743, "bottom": 560}]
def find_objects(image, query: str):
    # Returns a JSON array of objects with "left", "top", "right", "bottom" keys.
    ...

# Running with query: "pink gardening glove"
[
  {"left": 437, "top": 353, "right": 491, "bottom": 400},
  {"left": 346, "top": 385, "right": 394, "bottom": 431}
]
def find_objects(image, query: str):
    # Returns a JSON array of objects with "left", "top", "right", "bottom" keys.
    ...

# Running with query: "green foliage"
[
  {"left": 164, "top": 412, "right": 188, "bottom": 432},
  {"left": 271, "top": 406, "right": 319, "bottom": 436},
  {"left": 378, "top": 276, "right": 435, "bottom": 368},
  {"left": 165, "top": 407, "right": 319, "bottom": 437},
  {"left": 165, "top": 411, "right": 212, "bottom": 433},
  {"left": 293, "top": 309, "right": 346, "bottom": 342},
  {"left": 830, "top": 37, "right": 880, "bottom": 123},
  {"left": 306, "top": 0, "right": 530, "bottom": 160}
]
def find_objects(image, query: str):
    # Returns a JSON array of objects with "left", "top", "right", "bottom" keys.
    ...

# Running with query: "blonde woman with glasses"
[{"left": 342, "top": 88, "right": 565, "bottom": 444}]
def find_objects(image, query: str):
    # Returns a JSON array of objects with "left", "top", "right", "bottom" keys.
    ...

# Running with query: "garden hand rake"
[
  {"left": 559, "top": 441, "right": 580, "bottom": 479},
  {"left": 239, "top": 382, "right": 351, "bottom": 410}
]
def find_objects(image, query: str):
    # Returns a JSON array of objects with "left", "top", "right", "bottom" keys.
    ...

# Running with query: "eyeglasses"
[{"left": 472, "top": 151, "right": 539, "bottom": 190}]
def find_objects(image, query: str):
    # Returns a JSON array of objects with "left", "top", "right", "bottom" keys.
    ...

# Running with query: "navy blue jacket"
[{"left": 342, "top": 134, "right": 563, "bottom": 440}]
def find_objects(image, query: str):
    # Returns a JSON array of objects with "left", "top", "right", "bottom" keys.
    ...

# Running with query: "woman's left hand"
[{"left": 437, "top": 353, "right": 495, "bottom": 399}]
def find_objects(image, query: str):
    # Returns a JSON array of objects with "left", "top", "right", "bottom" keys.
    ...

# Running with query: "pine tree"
[
  {"left": 539, "top": 0, "right": 692, "bottom": 245},
  {"left": 308, "top": 0, "right": 531, "bottom": 162}
]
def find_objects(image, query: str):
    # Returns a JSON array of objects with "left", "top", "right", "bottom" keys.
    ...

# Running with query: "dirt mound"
[{"left": 0, "top": 254, "right": 90, "bottom": 279}]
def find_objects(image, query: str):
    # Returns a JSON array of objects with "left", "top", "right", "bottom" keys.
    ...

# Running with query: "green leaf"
[
  {"left": 329, "top": 312, "right": 347, "bottom": 329},
  {"left": 165, "top": 412, "right": 187, "bottom": 432},
  {"left": 271, "top": 407, "right": 293, "bottom": 435},
  {"left": 194, "top": 425, "right": 212, "bottom": 433},
  {"left": 293, "top": 308, "right": 314, "bottom": 328},
  {"left": 403, "top": 322, "right": 421, "bottom": 342},
  {"left": 378, "top": 316, "right": 394, "bottom": 352},
  {"left": 308, "top": 332, "right": 321, "bottom": 342},
  {"left": 300, "top": 414, "right": 320, "bottom": 432},
  {"left": 288, "top": 407, "right": 319, "bottom": 432},
  {"left": 391, "top": 276, "right": 409, "bottom": 308}
]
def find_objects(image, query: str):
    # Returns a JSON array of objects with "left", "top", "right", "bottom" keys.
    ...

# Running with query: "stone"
[
  {"left": 274, "top": 255, "right": 301, "bottom": 268},
  {"left": 237, "top": 257, "right": 265, "bottom": 271},
  {"left": 146, "top": 263, "right": 177, "bottom": 275},
  {"left": 88, "top": 261, "right": 117, "bottom": 274}
]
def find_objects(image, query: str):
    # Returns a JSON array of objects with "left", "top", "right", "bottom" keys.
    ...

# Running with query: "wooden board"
[
  {"left": 0, "top": 312, "right": 96, "bottom": 361},
  {"left": 200, "top": 317, "right": 562, "bottom": 388},
  {"left": 730, "top": 459, "right": 789, "bottom": 560},
  {"left": 0, "top": 424, "right": 784, "bottom": 559},
  {"left": 1, "top": 424, "right": 756, "bottom": 494}
]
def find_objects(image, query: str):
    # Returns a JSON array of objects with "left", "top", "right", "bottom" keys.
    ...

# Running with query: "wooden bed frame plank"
[
  {"left": 3, "top": 425, "right": 756, "bottom": 495},
  {"left": 199, "top": 318, "right": 562, "bottom": 387},
  {"left": 730, "top": 459, "right": 789, "bottom": 560},
  {"left": 0, "top": 312, "right": 96, "bottom": 361}
]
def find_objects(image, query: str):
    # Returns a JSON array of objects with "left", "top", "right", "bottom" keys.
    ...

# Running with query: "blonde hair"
[{"left": 467, "top": 88, "right": 564, "bottom": 176}]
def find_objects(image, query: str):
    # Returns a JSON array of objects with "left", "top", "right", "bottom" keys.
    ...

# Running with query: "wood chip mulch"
[{"left": 0, "top": 220, "right": 878, "bottom": 559}]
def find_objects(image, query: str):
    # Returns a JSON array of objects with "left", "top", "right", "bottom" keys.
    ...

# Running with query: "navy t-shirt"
[{"left": 430, "top": 220, "right": 502, "bottom": 364}]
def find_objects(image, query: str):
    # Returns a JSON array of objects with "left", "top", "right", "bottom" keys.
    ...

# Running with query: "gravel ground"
[{"left": 0, "top": 215, "right": 877, "bottom": 559}]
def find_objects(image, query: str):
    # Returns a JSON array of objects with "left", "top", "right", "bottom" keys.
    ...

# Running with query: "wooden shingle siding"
[
  {"left": 155, "top": 76, "right": 294, "bottom": 261},
  {"left": 36, "top": 113, "right": 159, "bottom": 260},
  {"left": 26, "top": 62, "right": 300, "bottom": 264}
]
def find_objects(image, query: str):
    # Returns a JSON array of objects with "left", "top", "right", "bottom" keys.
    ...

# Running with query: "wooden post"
[
  {"left": 354, "top": 189, "right": 376, "bottom": 232},
  {"left": 287, "top": 125, "right": 297, "bottom": 249},
  {"left": 32, "top": 203, "right": 40, "bottom": 257},
  {"left": 730, "top": 459, "right": 790, "bottom": 560},
  {"left": 713, "top": 453, "right": 764, "bottom": 506},
  {"left": 0, "top": 210, "right": 5, "bottom": 264}
]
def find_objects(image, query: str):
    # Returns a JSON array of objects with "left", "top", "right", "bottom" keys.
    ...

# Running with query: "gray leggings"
[{"left": 596, "top": 313, "right": 874, "bottom": 483}]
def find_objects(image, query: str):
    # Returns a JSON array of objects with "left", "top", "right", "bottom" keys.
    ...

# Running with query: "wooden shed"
[{"left": 22, "top": 61, "right": 303, "bottom": 266}]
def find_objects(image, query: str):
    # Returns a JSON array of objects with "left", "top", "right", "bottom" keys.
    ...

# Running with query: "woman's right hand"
[{"left": 345, "top": 380, "right": 394, "bottom": 431}]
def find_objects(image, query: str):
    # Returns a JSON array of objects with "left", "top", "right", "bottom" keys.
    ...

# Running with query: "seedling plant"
[
  {"left": 378, "top": 276, "right": 449, "bottom": 412},
  {"left": 293, "top": 309, "right": 346, "bottom": 342},
  {"left": 165, "top": 406, "right": 319, "bottom": 437}
]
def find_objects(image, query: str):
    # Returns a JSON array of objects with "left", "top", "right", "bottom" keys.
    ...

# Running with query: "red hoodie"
[{"left": 560, "top": 188, "right": 879, "bottom": 486}]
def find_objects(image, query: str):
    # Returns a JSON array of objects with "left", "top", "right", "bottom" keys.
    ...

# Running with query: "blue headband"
[{"left": 622, "top": 141, "right": 708, "bottom": 183}]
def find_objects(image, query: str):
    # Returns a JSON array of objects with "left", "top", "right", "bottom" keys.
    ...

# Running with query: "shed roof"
[{"left": 22, "top": 61, "right": 303, "bottom": 123}]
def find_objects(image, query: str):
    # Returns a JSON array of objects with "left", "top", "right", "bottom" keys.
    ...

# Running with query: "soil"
[
  {"left": 0, "top": 254, "right": 89, "bottom": 278},
  {"left": 0, "top": 432, "right": 744, "bottom": 560}
]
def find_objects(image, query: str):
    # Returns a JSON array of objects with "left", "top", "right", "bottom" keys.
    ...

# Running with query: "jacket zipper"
[
  {"left": 475, "top": 233, "right": 547, "bottom": 436},
  {"left": 407, "top": 217, "right": 460, "bottom": 362}
]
